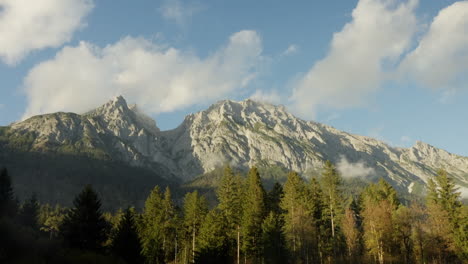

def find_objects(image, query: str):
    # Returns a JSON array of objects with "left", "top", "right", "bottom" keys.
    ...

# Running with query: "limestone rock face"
[{"left": 6, "top": 97, "right": 468, "bottom": 194}]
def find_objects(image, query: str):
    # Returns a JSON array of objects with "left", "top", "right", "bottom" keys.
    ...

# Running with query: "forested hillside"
[{"left": 1, "top": 163, "right": 466, "bottom": 263}]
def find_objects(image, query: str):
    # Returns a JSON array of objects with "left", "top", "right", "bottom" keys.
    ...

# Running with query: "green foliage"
[
  {"left": 0, "top": 167, "right": 17, "bottom": 217},
  {"left": 111, "top": 208, "right": 144, "bottom": 264},
  {"left": 140, "top": 186, "right": 165, "bottom": 264},
  {"left": 241, "top": 167, "right": 266, "bottom": 260},
  {"left": 262, "top": 211, "right": 287, "bottom": 264},
  {"left": 60, "top": 185, "right": 109, "bottom": 252},
  {"left": 183, "top": 190, "right": 208, "bottom": 263},
  {"left": 18, "top": 194, "right": 39, "bottom": 230}
]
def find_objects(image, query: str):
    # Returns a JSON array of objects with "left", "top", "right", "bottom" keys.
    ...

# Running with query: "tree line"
[{"left": 0, "top": 163, "right": 467, "bottom": 263}]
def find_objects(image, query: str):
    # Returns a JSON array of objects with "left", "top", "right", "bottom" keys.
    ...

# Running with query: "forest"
[{"left": 0, "top": 162, "right": 467, "bottom": 264}]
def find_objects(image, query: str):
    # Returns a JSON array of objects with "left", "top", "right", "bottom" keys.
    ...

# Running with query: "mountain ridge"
[{"left": 2, "top": 96, "right": 468, "bottom": 198}]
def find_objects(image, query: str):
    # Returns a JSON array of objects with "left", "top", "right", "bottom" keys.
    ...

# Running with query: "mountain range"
[{"left": 1, "top": 96, "right": 467, "bottom": 207}]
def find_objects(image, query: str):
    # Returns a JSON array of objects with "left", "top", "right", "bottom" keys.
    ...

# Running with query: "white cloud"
[
  {"left": 250, "top": 90, "right": 281, "bottom": 104},
  {"left": 400, "top": 135, "right": 412, "bottom": 143},
  {"left": 22, "top": 30, "right": 263, "bottom": 119},
  {"left": 459, "top": 186, "right": 468, "bottom": 199},
  {"left": 337, "top": 155, "right": 375, "bottom": 178},
  {"left": 0, "top": 0, "right": 93, "bottom": 65},
  {"left": 282, "top": 44, "right": 299, "bottom": 56},
  {"left": 400, "top": 1, "right": 468, "bottom": 90},
  {"left": 290, "top": 0, "right": 418, "bottom": 118},
  {"left": 158, "top": 0, "right": 203, "bottom": 25}
]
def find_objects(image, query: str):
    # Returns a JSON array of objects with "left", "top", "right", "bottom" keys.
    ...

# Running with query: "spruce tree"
[
  {"left": 60, "top": 185, "right": 108, "bottom": 252},
  {"left": 111, "top": 208, "right": 144, "bottom": 264},
  {"left": 217, "top": 166, "right": 243, "bottom": 263},
  {"left": 266, "top": 182, "right": 283, "bottom": 215},
  {"left": 18, "top": 194, "right": 39, "bottom": 230},
  {"left": 280, "top": 171, "right": 306, "bottom": 259},
  {"left": 0, "top": 167, "right": 16, "bottom": 218},
  {"left": 183, "top": 190, "right": 208, "bottom": 263},
  {"left": 241, "top": 167, "right": 266, "bottom": 261},
  {"left": 197, "top": 209, "right": 230, "bottom": 264},
  {"left": 262, "top": 211, "right": 287, "bottom": 264},
  {"left": 141, "top": 186, "right": 165, "bottom": 263},
  {"left": 321, "top": 161, "right": 343, "bottom": 240},
  {"left": 161, "top": 187, "right": 177, "bottom": 263}
]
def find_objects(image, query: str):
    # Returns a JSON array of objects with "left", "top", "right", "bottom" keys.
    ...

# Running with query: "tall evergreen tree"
[
  {"left": 280, "top": 171, "right": 309, "bottom": 261},
  {"left": 241, "top": 167, "right": 266, "bottom": 262},
  {"left": 111, "top": 208, "right": 144, "bottom": 264},
  {"left": 217, "top": 166, "right": 243, "bottom": 263},
  {"left": 161, "top": 187, "right": 177, "bottom": 263},
  {"left": 18, "top": 194, "right": 39, "bottom": 230},
  {"left": 266, "top": 182, "right": 284, "bottom": 215},
  {"left": 0, "top": 168, "right": 16, "bottom": 218},
  {"left": 262, "top": 211, "right": 287, "bottom": 264},
  {"left": 321, "top": 161, "right": 343, "bottom": 240},
  {"left": 183, "top": 190, "right": 208, "bottom": 263},
  {"left": 197, "top": 209, "right": 230, "bottom": 264},
  {"left": 60, "top": 185, "right": 108, "bottom": 252},
  {"left": 140, "top": 186, "right": 165, "bottom": 264}
]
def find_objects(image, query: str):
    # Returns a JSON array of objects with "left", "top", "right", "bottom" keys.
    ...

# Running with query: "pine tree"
[
  {"left": 217, "top": 166, "right": 243, "bottom": 263},
  {"left": 241, "top": 167, "right": 266, "bottom": 261},
  {"left": 18, "top": 194, "right": 39, "bottom": 230},
  {"left": 280, "top": 171, "right": 307, "bottom": 261},
  {"left": 262, "top": 211, "right": 287, "bottom": 264},
  {"left": 140, "top": 186, "right": 165, "bottom": 264},
  {"left": 0, "top": 167, "right": 16, "bottom": 218},
  {"left": 111, "top": 208, "right": 144, "bottom": 264},
  {"left": 321, "top": 161, "right": 343, "bottom": 240},
  {"left": 183, "top": 190, "right": 208, "bottom": 263},
  {"left": 60, "top": 185, "right": 108, "bottom": 252},
  {"left": 161, "top": 187, "right": 177, "bottom": 263},
  {"left": 197, "top": 209, "right": 230, "bottom": 264},
  {"left": 266, "top": 182, "right": 284, "bottom": 215}
]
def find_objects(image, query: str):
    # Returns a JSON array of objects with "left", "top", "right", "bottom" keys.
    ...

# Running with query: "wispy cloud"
[
  {"left": 158, "top": 0, "right": 204, "bottom": 26},
  {"left": 0, "top": 0, "right": 94, "bottom": 65},
  {"left": 282, "top": 44, "right": 299, "bottom": 56},
  {"left": 337, "top": 155, "right": 375, "bottom": 178},
  {"left": 22, "top": 31, "right": 263, "bottom": 119},
  {"left": 250, "top": 90, "right": 281, "bottom": 104}
]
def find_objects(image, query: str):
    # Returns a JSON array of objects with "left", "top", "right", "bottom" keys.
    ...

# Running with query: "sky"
[{"left": 1, "top": 0, "right": 468, "bottom": 156}]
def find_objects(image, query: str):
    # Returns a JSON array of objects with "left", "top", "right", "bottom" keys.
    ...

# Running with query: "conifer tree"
[
  {"left": 183, "top": 190, "right": 208, "bottom": 263},
  {"left": 111, "top": 208, "right": 144, "bottom": 264},
  {"left": 280, "top": 171, "right": 307, "bottom": 260},
  {"left": 141, "top": 186, "right": 165, "bottom": 264},
  {"left": 262, "top": 211, "right": 287, "bottom": 264},
  {"left": 161, "top": 187, "right": 177, "bottom": 263},
  {"left": 241, "top": 167, "right": 266, "bottom": 261},
  {"left": 60, "top": 185, "right": 108, "bottom": 252},
  {"left": 266, "top": 182, "right": 284, "bottom": 215},
  {"left": 217, "top": 166, "right": 243, "bottom": 263},
  {"left": 18, "top": 194, "right": 39, "bottom": 230},
  {"left": 321, "top": 161, "right": 343, "bottom": 240},
  {"left": 197, "top": 209, "right": 230, "bottom": 264},
  {"left": 0, "top": 167, "right": 16, "bottom": 218}
]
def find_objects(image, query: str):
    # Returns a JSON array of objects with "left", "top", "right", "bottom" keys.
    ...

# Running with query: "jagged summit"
[{"left": 4, "top": 96, "right": 468, "bottom": 195}]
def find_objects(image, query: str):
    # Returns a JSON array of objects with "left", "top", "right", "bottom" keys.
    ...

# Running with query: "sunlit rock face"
[{"left": 8, "top": 96, "right": 468, "bottom": 194}]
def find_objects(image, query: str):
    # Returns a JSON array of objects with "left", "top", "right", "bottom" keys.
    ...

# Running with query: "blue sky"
[{"left": 1, "top": 0, "right": 468, "bottom": 156}]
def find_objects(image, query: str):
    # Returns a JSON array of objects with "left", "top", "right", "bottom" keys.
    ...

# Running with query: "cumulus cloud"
[
  {"left": 337, "top": 155, "right": 375, "bottom": 178},
  {"left": 22, "top": 30, "right": 263, "bottom": 119},
  {"left": 158, "top": 0, "right": 203, "bottom": 25},
  {"left": 0, "top": 0, "right": 93, "bottom": 65},
  {"left": 400, "top": 1, "right": 468, "bottom": 90},
  {"left": 290, "top": 0, "right": 418, "bottom": 118}
]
